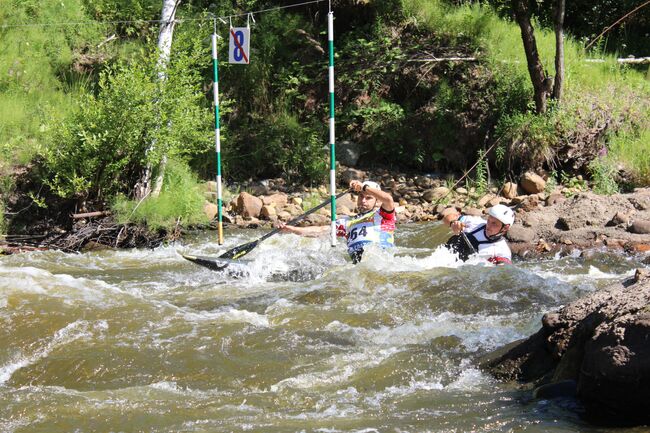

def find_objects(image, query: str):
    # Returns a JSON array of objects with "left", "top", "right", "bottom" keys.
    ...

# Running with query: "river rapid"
[{"left": 1, "top": 222, "right": 648, "bottom": 432}]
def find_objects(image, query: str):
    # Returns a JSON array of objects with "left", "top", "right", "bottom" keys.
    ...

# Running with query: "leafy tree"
[
  {"left": 510, "top": 0, "right": 565, "bottom": 113},
  {"left": 486, "top": 0, "right": 650, "bottom": 56},
  {"left": 42, "top": 44, "right": 211, "bottom": 202},
  {"left": 135, "top": 0, "right": 182, "bottom": 200}
]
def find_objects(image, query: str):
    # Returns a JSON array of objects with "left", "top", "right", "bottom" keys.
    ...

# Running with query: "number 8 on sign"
[{"left": 229, "top": 27, "right": 250, "bottom": 64}]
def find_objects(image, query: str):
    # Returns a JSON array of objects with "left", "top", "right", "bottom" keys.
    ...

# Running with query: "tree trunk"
[
  {"left": 511, "top": 0, "right": 551, "bottom": 114},
  {"left": 552, "top": 0, "right": 565, "bottom": 101},
  {"left": 152, "top": 155, "right": 167, "bottom": 197},
  {"left": 134, "top": 0, "right": 180, "bottom": 200}
]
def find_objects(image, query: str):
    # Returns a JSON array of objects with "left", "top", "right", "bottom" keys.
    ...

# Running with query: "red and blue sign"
[{"left": 229, "top": 27, "right": 250, "bottom": 64}]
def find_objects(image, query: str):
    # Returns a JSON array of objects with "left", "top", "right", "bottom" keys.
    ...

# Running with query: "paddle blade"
[
  {"left": 218, "top": 240, "right": 259, "bottom": 260},
  {"left": 181, "top": 253, "right": 233, "bottom": 271}
]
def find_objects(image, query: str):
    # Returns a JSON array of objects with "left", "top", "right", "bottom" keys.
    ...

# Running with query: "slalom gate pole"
[
  {"left": 212, "top": 29, "right": 224, "bottom": 245},
  {"left": 328, "top": 10, "right": 337, "bottom": 247}
]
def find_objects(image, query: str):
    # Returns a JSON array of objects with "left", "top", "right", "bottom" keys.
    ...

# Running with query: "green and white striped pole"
[
  {"left": 328, "top": 10, "right": 336, "bottom": 247},
  {"left": 212, "top": 29, "right": 224, "bottom": 245}
]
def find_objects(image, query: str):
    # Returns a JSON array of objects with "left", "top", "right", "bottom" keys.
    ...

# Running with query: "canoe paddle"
[
  {"left": 219, "top": 189, "right": 351, "bottom": 259},
  {"left": 460, "top": 230, "right": 478, "bottom": 255},
  {"left": 182, "top": 189, "right": 351, "bottom": 270}
]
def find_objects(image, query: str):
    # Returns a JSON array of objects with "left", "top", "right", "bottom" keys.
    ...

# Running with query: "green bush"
[
  {"left": 226, "top": 112, "right": 326, "bottom": 183},
  {"left": 112, "top": 159, "right": 208, "bottom": 231},
  {"left": 42, "top": 41, "right": 211, "bottom": 200},
  {"left": 494, "top": 104, "right": 574, "bottom": 173},
  {"left": 589, "top": 158, "right": 619, "bottom": 195},
  {"left": 82, "top": 0, "right": 160, "bottom": 22},
  {"left": 343, "top": 97, "right": 406, "bottom": 159}
]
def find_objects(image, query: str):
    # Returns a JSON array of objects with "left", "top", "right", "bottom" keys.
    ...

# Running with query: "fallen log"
[{"left": 72, "top": 211, "right": 112, "bottom": 219}]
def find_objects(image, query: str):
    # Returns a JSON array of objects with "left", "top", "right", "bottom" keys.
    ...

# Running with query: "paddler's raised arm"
[
  {"left": 442, "top": 209, "right": 464, "bottom": 235},
  {"left": 350, "top": 180, "right": 394, "bottom": 212}
]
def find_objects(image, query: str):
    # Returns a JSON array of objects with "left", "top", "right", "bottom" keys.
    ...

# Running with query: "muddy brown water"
[{"left": 1, "top": 222, "right": 648, "bottom": 432}]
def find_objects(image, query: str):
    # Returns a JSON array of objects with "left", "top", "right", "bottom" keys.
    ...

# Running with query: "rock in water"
[{"left": 479, "top": 270, "right": 650, "bottom": 427}]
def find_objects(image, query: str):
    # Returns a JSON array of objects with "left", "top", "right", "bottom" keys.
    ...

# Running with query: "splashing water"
[{"left": 1, "top": 223, "right": 647, "bottom": 432}]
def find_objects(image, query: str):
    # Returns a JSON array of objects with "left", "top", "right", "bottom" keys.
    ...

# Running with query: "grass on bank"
[
  {"left": 0, "top": 0, "right": 105, "bottom": 165},
  {"left": 112, "top": 160, "right": 208, "bottom": 231},
  {"left": 608, "top": 128, "right": 650, "bottom": 185}
]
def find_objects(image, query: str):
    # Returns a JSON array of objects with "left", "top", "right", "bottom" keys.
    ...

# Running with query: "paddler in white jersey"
[
  {"left": 442, "top": 204, "right": 515, "bottom": 265},
  {"left": 277, "top": 180, "right": 396, "bottom": 263}
]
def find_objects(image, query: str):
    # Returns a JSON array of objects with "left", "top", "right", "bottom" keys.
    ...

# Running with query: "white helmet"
[
  {"left": 362, "top": 180, "right": 381, "bottom": 191},
  {"left": 488, "top": 204, "right": 514, "bottom": 226}
]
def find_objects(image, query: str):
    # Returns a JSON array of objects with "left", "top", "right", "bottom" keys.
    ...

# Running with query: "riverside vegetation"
[{"left": 0, "top": 0, "right": 649, "bottom": 243}]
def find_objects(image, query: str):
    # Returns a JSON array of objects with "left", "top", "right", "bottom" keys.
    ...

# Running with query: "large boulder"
[
  {"left": 629, "top": 220, "right": 650, "bottom": 234},
  {"left": 422, "top": 187, "right": 450, "bottom": 203},
  {"left": 480, "top": 270, "right": 650, "bottom": 426},
  {"left": 502, "top": 182, "right": 519, "bottom": 199},
  {"left": 440, "top": 207, "right": 459, "bottom": 219},
  {"left": 337, "top": 205, "right": 354, "bottom": 216},
  {"left": 336, "top": 140, "right": 362, "bottom": 166},
  {"left": 506, "top": 226, "right": 536, "bottom": 243},
  {"left": 477, "top": 193, "right": 496, "bottom": 208},
  {"left": 235, "top": 192, "right": 263, "bottom": 218},
  {"left": 520, "top": 172, "right": 546, "bottom": 195},
  {"left": 284, "top": 204, "right": 304, "bottom": 217},
  {"left": 203, "top": 201, "right": 218, "bottom": 220},
  {"left": 260, "top": 204, "right": 277, "bottom": 220},
  {"left": 305, "top": 213, "right": 329, "bottom": 226},
  {"left": 261, "top": 193, "right": 288, "bottom": 208},
  {"left": 464, "top": 207, "right": 483, "bottom": 217}
]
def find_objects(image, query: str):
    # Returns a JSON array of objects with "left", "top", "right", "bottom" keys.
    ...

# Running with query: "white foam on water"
[
  {"left": 361, "top": 244, "right": 464, "bottom": 273},
  {"left": 531, "top": 264, "right": 634, "bottom": 283},
  {"left": 386, "top": 377, "right": 445, "bottom": 395},
  {"left": 145, "top": 295, "right": 271, "bottom": 328},
  {"left": 0, "top": 265, "right": 132, "bottom": 307},
  {"left": 5, "top": 244, "right": 184, "bottom": 274},
  {"left": 149, "top": 380, "right": 185, "bottom": 393},
  {"left": 146, "top": 380, "right": 230, "bottom": 401},
  {"left": 362, "top": 377, "right": 445, "bottom": 409},
  {"left": 323, "top": 309, "right": 524, "bottom": 353},
  {"left": 36, "top": 379, "right": 227, "bottom": 405},
  {"left": 181, "top": 307, "right": 270, "bottom": 328},
  {"left": 0, "top": 320, "right": 96, "bottom": 385},
  {"left": 285, "top": 402, "right": 361, "bottom": 420},
  {"left": 447, "top": 359, "right": 493, "bottom": 391},
  {"left": 0, "top": 418, "right": 34, "bottom": 433},
  {"left": 324, "top": 314, "right": 458, "bottom": 347},
  {"left": 270, "top": 347, "right": 399, "bottom": 393},
  {"left": 586, "top": 265, "right": 634, "bottom": 279},
  {"left": 241, "top": 235, "right": 347, "bottom": 283},
  {"left": 216, "top": 400, "right": 265, "bottom": 415}
]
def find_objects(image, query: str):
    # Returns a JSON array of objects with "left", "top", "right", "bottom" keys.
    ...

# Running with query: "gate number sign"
[{"left": 229, "top": 27, "right": 250, "bottom": 64}]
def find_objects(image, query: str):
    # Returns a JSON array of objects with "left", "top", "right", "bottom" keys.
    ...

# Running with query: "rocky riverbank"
[
  {"left": 3, "top": 166, "right": 650, "bottom": 256},
  {"left": 479, "top": 268, "right": 650, "bottom": 426},
  {"left": 207, "top": 167, "right": 650, "bottom": 258}
]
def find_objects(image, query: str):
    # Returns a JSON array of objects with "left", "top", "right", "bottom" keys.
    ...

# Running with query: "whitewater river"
[{"left": 1, "top": 222, "right": 648, "bottom": 432}]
